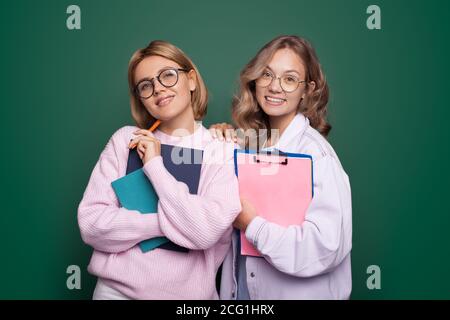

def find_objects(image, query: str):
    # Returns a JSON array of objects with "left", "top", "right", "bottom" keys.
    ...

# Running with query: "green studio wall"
[{"left": 0, "top": 0, "right": 449, "bottom": 299}]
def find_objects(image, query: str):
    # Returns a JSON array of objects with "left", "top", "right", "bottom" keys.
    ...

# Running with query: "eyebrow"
[
  {"left": 135, "top": 66, "right": 179, "bottom": 85},
  {"left": 265, "top": 66, "right": 302, "bottom": 76}
]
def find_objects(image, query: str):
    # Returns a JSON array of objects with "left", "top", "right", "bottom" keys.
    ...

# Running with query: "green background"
[{"left": 1, "top": 0, "right": 449, "bottom": 299}]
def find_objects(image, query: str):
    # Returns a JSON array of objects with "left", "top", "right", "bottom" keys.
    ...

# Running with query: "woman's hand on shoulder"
[{"left": 209, "top": 122, "right": 237, "bottom": 143}]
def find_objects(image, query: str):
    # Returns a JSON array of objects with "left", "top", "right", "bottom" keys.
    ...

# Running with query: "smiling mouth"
[
  {"left": 156, "top": 95, "right": 175, "bottom": 107},
  {"left": 265, "top": 96, "right": 287, "bottom": 104}
]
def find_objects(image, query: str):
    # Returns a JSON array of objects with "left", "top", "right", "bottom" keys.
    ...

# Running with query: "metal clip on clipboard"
[{"left": 253, "top": 155, "right": 289, "bottom": 165}]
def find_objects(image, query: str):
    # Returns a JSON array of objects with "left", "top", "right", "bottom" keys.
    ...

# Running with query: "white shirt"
[{"left": 220, "top": 113, "right": 353, "bottom": 300}]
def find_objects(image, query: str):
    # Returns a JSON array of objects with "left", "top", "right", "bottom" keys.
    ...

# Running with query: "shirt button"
[
  {"left": 250, "top": 272, "right": 255, "bottom": 278},
  {"left": 231, "top": 291, "right": 235, "bottom": 298}
]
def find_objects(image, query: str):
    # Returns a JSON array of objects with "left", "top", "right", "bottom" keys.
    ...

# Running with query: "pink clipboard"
[{"left": 235, "top": 149, "right": 314, "bottom": 257}]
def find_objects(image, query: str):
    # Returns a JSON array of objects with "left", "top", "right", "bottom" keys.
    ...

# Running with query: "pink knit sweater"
[{"left": 77, "top": 124, "right": 241, "bottom": 299}]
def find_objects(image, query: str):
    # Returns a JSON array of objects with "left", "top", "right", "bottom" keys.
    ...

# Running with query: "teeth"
[{"left": 266, "top": 96, "right": 285, "bottom": 103}]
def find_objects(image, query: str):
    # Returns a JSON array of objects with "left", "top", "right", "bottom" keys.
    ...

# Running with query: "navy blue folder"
[{"left": 126, "top": 144, "right": 203, "bottom": 253}]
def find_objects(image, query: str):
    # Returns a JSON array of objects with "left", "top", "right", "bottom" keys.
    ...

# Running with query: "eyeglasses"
[
  {"left": 255, "top": 70, "right": 307, "bottom": 93},
  {"left": 135, "top": 68, "right": 189, "bottom": 99}
]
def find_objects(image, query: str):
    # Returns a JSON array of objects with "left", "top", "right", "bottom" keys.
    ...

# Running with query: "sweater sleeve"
[
  {"left": 142, "top": 145, "right": 241, "bottom": 250},
  {"left": 244, "top": 154, "right": 353, "bottom": 277},
  {"left": 77, "top": 130, "right": 164, "bottom": 253}
]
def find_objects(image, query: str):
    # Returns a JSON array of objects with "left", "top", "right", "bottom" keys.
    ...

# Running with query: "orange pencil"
[
  {"left": 130, "top": 119, "right": 161, "bottom": 149},
  {"left": 148, "top": 119, "right": 161, "bottom": 132}
]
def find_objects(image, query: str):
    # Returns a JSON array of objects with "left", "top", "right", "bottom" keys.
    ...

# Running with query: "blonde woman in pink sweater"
[{"left": 78, "top": 40, "right": 241, "bottom": 300}]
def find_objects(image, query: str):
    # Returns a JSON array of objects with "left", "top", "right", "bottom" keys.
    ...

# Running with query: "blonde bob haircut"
[{"left": 128, "top": 40, "right": 208, "bottom": 128}]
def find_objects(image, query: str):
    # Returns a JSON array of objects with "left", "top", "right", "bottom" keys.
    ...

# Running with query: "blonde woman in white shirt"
[{"left": 210, "top": 35, "right": 352, "bottom": 300}]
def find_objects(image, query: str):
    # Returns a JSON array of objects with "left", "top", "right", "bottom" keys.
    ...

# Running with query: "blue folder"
[{"left": 111, "top": 144, "right": 203, "bottom": 253}]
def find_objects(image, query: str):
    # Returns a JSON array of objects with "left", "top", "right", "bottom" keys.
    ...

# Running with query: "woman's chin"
[
  {"left": 157, "top": 114, "right": 174, "bottom": 122},
  {"left": 261, "top": 105, "right": 290, "bottom": 117},
  {"left": 150, "top": 109, "right": 178, "bottom": 122}
]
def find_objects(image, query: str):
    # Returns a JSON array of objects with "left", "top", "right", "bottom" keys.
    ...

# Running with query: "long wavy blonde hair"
[
  {"left": 232, "top": 35, "right": 331, "bottom": 140},
  {"left": 128, "top": 40, "right": 208, "bottom": 128}
]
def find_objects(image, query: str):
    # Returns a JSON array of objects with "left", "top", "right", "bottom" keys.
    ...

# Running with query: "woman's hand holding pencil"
[{"left": 128, "top": 120, "right": 162, "bottom": 164}]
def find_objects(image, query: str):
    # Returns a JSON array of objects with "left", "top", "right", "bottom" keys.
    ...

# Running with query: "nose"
[
  {"left": 268, "top": 77, "right": 283, "bottom": 93},
  {"left": 153, "top": 79, "right": 166, "bottom": 96}
]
